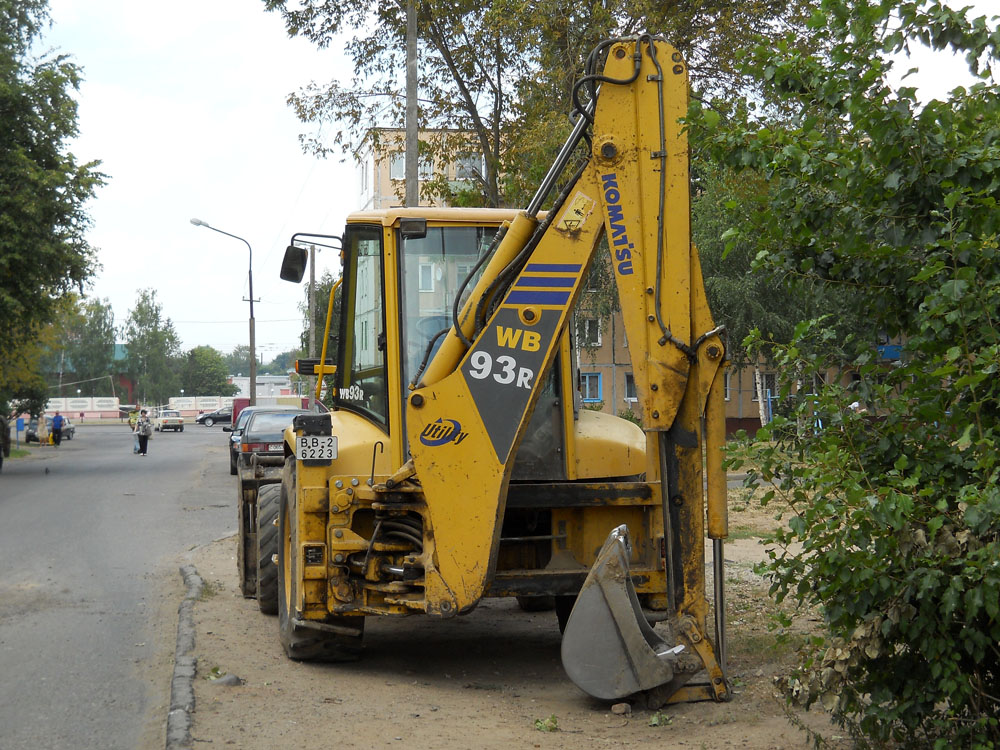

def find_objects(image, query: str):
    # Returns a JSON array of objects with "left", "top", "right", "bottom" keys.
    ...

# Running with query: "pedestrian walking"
[
  {"left": 51, "top": 411, "right": 65, "bottom": 446},
  {"left": 134, "top": 409, "right": 153, "bottom": 456}
]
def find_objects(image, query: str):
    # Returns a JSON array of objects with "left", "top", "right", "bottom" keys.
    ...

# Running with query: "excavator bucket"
[{"left": 561, "top": 525, "right": 685, "bottom": 700}]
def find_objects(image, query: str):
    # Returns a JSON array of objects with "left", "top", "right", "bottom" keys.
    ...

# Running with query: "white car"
[{"left": 154, "top": 409, "right": 185, "bottom": 432}]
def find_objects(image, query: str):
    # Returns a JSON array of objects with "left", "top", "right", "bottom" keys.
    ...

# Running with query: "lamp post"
[{"left": 190, "top": 218, "right": 256, "bottom": 405}]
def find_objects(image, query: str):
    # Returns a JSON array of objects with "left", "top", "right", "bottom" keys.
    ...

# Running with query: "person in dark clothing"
[
  {"left": 134, "top": 409, "right": 153, "bottom": 456},
  {"left": 51, "top": 411, "right": 65, "bottom": 446}
]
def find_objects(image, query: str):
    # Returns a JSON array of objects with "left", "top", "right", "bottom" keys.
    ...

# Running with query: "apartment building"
[{"left": 358, "top": 127, "right": 484, "bottom": 210}]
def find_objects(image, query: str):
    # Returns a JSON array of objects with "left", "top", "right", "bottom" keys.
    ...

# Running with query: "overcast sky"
[
  {"left": 44, "top": 0, "right": 354, "bottom": 358},
  {"left": 41, "top": 1, "right": 995, "bottom": 360}
]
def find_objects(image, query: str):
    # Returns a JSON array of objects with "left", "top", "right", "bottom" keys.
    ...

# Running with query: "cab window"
[{"left": 338, "top": 225, "right": 388, "bottom": 426}]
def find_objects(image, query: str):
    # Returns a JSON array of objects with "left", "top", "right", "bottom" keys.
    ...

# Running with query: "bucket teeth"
[{"left": 560, "top": 525, "right": 683, "bottom": 700}]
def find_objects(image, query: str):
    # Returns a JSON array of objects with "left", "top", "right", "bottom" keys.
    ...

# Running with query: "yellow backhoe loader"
[{"left": 256, "top": 33, "right": 730, "bottom": 706}]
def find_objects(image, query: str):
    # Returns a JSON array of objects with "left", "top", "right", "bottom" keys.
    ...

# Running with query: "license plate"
[
  {"left": 296, "top": 435, "right": 338, "bottom": 460},
  {"left": 267, "top": 443, "right": 283, "bottom": 452}
]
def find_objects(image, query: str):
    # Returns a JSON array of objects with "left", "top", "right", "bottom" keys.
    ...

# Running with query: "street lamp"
[{"left": 190, "top": 218, "right": 256, "bottom": 405}]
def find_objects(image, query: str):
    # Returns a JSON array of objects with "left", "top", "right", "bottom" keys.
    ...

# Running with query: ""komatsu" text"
[{"left": 601, "top": 173, "right": 635, "bottom": 276}]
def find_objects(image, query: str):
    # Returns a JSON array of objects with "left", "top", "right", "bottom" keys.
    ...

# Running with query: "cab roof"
[{"left": 347, "top": 206, "right": 527, "bottom": 227}]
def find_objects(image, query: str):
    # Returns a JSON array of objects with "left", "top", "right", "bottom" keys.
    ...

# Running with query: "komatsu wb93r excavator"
[{"left": 262, "top": 33, "right": 730, "bottom": 706}]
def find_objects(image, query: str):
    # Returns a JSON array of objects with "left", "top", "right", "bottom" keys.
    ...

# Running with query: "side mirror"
[{"left": 280, "top": 245, "right": 307, "bottom": 283}]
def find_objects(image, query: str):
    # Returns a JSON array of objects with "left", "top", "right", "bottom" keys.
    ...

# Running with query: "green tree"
[
  {"left": 691, "top": 162, "right": 876, "bottom": 368},
  {"left": 223, "top": 345, "right": 252, "bottom": 378},
  {"left": 181, "top": 346, "right": 238, "bottom": 397},
  {"left": 0, "top": 322, "right": 58, "bottom": 419},
  {"left": 122, "top": 290, "right": 182, "bottom": 405},
  {"left": 268, "top": 350, "right": 302, "bottom": 375},
  {"left": 0, "top": 0, "right": 103, "bottom": 358},
  {"left": 263, "top": 0, "right": 814, "bottom": 207},
  {"left": 696, "top": 1, "right": 1000, "bottom": 745},
  {"left": 63, "top": 297, "right": 116, "bottom": 397},
  {"left": 298, "top": 270, "right": 341, "bottom": 359}
]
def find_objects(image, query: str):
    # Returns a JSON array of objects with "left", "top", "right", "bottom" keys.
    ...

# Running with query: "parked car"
[
  {"left": 25, "top": 415, "right": 76, "bottom": 443},
  {"left": 224, "top": 406, "right": 304, "bottom": 475},
  {"left": 154, "top": 409, "right": 184, "bottom": 432},
  {"left": 235, "top": 408, "right": 310, "bottom": 474},
  {"left": 195, "top": 407, "right": 232, "bottom": 426}
]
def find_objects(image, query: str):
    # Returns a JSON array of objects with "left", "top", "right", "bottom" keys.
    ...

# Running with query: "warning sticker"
[{"left": 556, "top": 192, "right": 596, "bottom": 233}]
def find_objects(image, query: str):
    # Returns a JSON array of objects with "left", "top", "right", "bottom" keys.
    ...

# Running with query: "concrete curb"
[{"left": 166, "top": 565, "right": 204, "bottom": 750}]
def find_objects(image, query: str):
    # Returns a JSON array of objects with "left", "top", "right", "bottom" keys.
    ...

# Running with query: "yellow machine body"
[{"left": 272, "top": 35, "right": 729, "bottom": 705}]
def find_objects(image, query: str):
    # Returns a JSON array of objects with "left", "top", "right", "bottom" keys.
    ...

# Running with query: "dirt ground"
[{"left": 183, "top": 488, "right": 842, "bottom": 749}]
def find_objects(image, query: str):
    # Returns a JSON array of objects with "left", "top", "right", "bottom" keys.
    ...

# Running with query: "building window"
[
  {"left": 624, "top": 373, "right": 637, "bottom": 402},
  {"left": 724, "top": 369, "right": 731, "bottom": 401},
  {"left": 454, "top": 153, "right": 482, "bottom": 180},
  {"left": 418, "top": 263, "right": 434, "bottom": 292},
  {"left": 577, "top": 317, "right": 602, "bottom": 347},
  {"left": 389, "top": 152, "right": 405, "bottom": 180},
  {"left": 752, "top": 372, "right": 777, "bottom": 402},
  {"left": 580, "top": 372, "right": 602, "bottom": 402},
  {"left": 389, "top": 152, "right": 434, "bottom": 181}
]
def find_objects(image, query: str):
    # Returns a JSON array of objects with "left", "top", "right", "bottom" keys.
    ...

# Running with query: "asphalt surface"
[
  {"left": 0, "top": 423, "right": 754, "bottom": 749},
  {"left": 0, "top": 424, "right": 236, "bottom": 750}
]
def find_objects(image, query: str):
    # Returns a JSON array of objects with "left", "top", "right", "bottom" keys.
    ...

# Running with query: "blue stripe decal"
[
  {"left": 524, "top": 263, "right": 582, "bottom": 273},
  {"left": 506, "top": 290, "right": 572, "bottom": 305},
  {"left": 515, "top": 276, "right": 576, "bottom": 288}
]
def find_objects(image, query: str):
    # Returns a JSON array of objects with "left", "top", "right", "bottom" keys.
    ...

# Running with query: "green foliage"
[
  {"left": 0, "top": 0, "right": 104, "bottom": 358},
  {"left": 122, "top": 290, "right": 182, "bottom": 405},
  {"left": 223, "top": 345, "right": 252, "bottom": 378},
  {"left": 533, "top": 714, "right": 559, "bottom": 732},
  {"left": 699, "top": 1, "right": 1000, "bottom": 746},
  {"left": 692, "top": 163, "right": 877, "bottom": 367},
  {"left": 263, "top": 350, "right": 301, "bottom": 376},
  {"left": 648, "top": 710, "right": 672, "bottom": 727},
  {"left": 0, "top": 320, "right": 58, "bottom": 418},
  {"left": 264, "top": 0, "right": 815, "bottom": 208},
  {"left": 63, "top": 297, "right": 116, "bottom": 396},
  {"left": 298, "top": 270, "right": 341, "bottom": 360},
  {"left": 617, "top": 408, "right": 642, "bottom": 427},
  {"left": 182, "top": 346, "right": 238, "bottom": 397}
]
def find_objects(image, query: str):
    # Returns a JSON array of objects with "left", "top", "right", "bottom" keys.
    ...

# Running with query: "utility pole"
[
  {"left": 308, "top": 244, "right": 317, "bottom": 409},
  {"left": 405, "top": 0, "right": 418, "bottom": 206}
]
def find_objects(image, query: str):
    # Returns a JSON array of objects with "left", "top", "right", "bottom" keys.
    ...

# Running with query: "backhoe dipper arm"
[{"left": 404, "top": 36, "right": 728, "bottom": 689}]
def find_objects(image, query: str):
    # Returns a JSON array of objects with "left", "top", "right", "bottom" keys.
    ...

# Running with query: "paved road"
[{"left": 0, "top": 424, "right": 237, "bottom": 750}]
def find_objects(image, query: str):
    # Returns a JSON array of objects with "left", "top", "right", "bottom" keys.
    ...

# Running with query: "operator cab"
[{"left": 284, "top": 208, "right": 572, "bottom": 480}]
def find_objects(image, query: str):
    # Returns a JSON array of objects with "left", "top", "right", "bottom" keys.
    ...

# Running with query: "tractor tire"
[
  {"left": 277, "top": 458, "right": 363, "bottom": 661},
  {"left": 255, "top": 484, "right": 281, "bottom": 615}
]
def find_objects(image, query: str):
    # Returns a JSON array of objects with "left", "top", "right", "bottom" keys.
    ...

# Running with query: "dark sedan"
[
  {"left": 235, "top": 409, "right": 309, "bottom": 473},
  {"left": 195, "top": 407, "right": 232, "bottom": 426},
  {"left": 26, "top": 416, "right": 76, "bottom": 443},
  {"left": 224, "top": 406, "right": 304, "bottom": 475}
]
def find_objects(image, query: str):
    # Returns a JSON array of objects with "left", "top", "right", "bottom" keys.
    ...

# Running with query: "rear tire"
[
  {"left": 277, "top": 457, "right": 363, "bottom": 661},
  {"left": 255, "top": 484, "right": 281, "bottom": 615}
]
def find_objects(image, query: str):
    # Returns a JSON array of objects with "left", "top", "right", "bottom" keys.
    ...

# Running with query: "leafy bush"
[{"left": 695, "top": 1, "right": 1000, "bottom": 745}]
